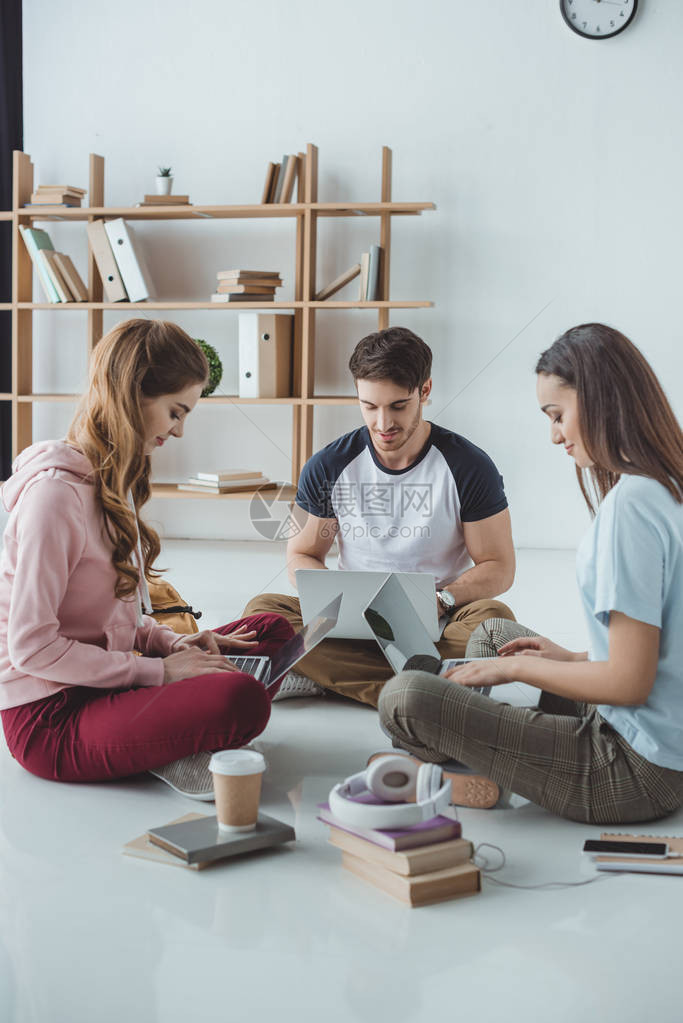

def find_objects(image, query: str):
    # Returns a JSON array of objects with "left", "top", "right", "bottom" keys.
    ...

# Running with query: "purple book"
[{"left": 317, "top": 801, "right": 461, "bottom": 852}]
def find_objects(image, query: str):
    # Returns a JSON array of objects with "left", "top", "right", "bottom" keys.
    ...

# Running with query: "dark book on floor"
[{"left": 147, "top": 812, "right": 295, "bottom": 865}]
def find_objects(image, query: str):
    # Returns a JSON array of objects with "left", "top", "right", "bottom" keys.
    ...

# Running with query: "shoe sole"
[
  {"left": 366, "top": 752, "right": 499, "bottom": 810},
  {"left": 148, "top": 771, "right": 215, "bottom": 802}
]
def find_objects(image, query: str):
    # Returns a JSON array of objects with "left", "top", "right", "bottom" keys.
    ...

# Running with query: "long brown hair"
[
  {"left": 536, "top": 323, "right": 683, "bottom": 514},
  {"left": 67, "top": 319, "right": 208, "bottom": 598}
]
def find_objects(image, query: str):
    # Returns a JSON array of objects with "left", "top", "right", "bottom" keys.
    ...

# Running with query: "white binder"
[
  {"left": 238, "top": 313, "right": 293, "bottom": 398},
  {"left": 104, "top": 219, "right": 156, "bottom": 302}
]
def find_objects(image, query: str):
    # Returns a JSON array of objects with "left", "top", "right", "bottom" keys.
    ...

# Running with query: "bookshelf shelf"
[
  {"left": 6, "top": 145, "right": 435, "bottom": 498},
  {"left": 18, "top": 301, "right": 304, "bottom": 310},
  {"left": 18, "top": 200, "right": 434, "bottom": 223},
  {"left": 150, "top": 483, "right": 296, "bottom": 501}
]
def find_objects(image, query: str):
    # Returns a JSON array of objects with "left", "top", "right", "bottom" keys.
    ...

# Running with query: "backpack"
[{"left": 147, "top": 577, "right": 202, "bottom": 636}]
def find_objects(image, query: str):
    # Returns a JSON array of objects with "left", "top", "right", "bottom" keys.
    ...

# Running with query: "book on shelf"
[
  {"left": 366, "top": 244, "right": 383, "bottom": 301},
  {"left": 265, "top": 162, "right": 281, "bottom": 204},
  {"left": 329, "top": 827, "right": 473, "bottom": 878},
  {"left": 216, "top": 284, "right": 279, "bottom": 295},
  {"left": 359, "top": 252, "right": 370, "bottom": 300},
  {"left": 28, "top": 184, "right": 86, "bottom": 207},
  {"left": 19, "top": 225, "right": 60, "bottom": 302},
  {"left": 177, "top": 480, "right": 276, "bottom": 494},
  {"left": 86, "top": 220, "right": 128, "bottom": 302},
  {"left": 139, "top": 194, "right": 191, "bottom": 205},
  {"left": 51, "top": 253, "right": 89, "bottom": 302},
  {"left": 211, "top": 293, "right": 276, "bottom": 303},
  {"left": 261, "top": 155, "right": 298, "bottom": 204},
  {"left": 280, "top": 155, "right": 299, "bottom": 203},
  {"left": 217, "top": 270, "right": 283, "bottom": 281},
  {"left": 38, "top": 250, "right": 71, "bottom": 303},
  {"left": 314, "top": 263, "right": 361, "bottom": 302},
  {"left": 182, "top": 474, "right": 268, "bottom": 489},
  {"left": 104, "top": 218, "right": 156, "bottom": 302},
  {"left": 592, "top": 832, "right": 683, "bottom": 876},
  {"left": 261, "top": 162, "right": 278, "bottom": 204},
  {"left": 272, "top": 155, "right": 289, "bottom": 204},
  {"left": 195, "top": 470, "right": 265, "bottom": 483},
  {"left": 317, "top": 801, "right": 462, "bottom": 851},
  {"left": 341, "top": 851, "right": 481, "bottom": 907}
]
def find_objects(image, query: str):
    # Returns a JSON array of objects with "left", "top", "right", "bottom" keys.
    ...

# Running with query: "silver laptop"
[
  {"left": 297, "top": 570, "right": 441, "bottom": 640},
  {"left": 361, "top": 575, "right": 494, "bottom": 694},
  {"left": 231, "top": 594, "right": 341, "bottom": 695}
]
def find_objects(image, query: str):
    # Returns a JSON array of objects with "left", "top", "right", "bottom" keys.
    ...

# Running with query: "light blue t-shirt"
[{"left": 576, "top": 474, "right": 683, "bottom": 771}]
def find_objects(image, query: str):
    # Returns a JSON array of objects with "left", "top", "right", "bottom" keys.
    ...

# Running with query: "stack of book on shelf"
[
  {"left": 261, "top": 154, "right": 300, "bottom": 204},
  {"left": 86, "top": 218, "right": 156, "bottom": 302},
  {"left": 136, "top": 194, "right": 192, "bottom": 207},
  {"left": 211, "top": 270, "right": 283, "bottom": 303},
  {"left": 314, "top": 245, "right": 383, "bottom": 302},
  {"left": 19, "top": 226, "right": 89, "bottom": 303},
  {"left": 177, "top": 470, "right": 275, "bottom": 494},
  {"left": 318, "top": 800, "right": 481, "bottom": 907},
  {"left": 25, "top": 184, "right": 86, "bottom": 208}
]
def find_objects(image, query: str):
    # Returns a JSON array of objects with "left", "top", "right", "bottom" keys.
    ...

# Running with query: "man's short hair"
[{"left": 348, "top": 326, "right": 432, "bottom": 392}]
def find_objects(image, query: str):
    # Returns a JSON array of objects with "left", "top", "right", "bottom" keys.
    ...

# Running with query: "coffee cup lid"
[{"left": 209, "top": 749, "right": 266, "bottom": 776}]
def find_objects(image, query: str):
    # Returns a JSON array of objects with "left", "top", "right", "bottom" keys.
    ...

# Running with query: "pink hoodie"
[{"left": 0, "top": 441, "right": 183, "bottom": 710}]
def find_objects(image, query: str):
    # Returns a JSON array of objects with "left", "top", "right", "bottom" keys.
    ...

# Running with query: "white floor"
[{"left": 1, "top": 544, "right": 681, "bottom": 1023}]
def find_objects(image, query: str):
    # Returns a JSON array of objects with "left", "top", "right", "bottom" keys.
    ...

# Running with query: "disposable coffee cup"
[{"left": 209, "top": 750, "right": 266, "bottom": 832}]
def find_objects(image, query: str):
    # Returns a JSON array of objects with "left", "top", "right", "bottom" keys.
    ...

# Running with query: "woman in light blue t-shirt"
[{"left": 380, "top": 323, "right": 683, "bottom": 824}]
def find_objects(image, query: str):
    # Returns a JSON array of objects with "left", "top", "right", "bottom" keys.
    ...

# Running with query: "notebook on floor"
[{"left": 230, "top": 593, "right": 341, "bottom": 695}]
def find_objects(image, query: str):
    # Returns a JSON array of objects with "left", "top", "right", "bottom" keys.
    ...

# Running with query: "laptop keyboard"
[{"left": 230, "top": 656, "right": 268, "bottom": 679}]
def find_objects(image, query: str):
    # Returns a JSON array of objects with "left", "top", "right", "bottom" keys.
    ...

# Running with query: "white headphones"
[{"left": 328, "top": 754, "right": 452, "bottom": 830}]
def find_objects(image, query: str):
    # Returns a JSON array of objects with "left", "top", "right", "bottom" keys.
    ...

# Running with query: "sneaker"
[
  {"left": 366, "top": 750, "right": 499, "bottom": 810},
  {"left": 272, "top": 672, "right": 326, "bottom": 702},
  {"left": 149, "top": 751, "right": 215, "bottom": 801}
]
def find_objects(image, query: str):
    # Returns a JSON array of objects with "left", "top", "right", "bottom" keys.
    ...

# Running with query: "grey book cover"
[{"left": 147, "top": 812, "right": 295, "bottom": 865}]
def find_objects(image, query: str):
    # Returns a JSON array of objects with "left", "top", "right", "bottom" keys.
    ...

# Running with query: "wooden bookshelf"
[{"left": 6, "top": 145, "right": 435, "bottom": 493}]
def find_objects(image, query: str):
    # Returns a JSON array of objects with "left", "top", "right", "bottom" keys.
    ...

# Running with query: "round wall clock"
[{"left": 560, "top": 0, "right": 638, "bottom": 40}]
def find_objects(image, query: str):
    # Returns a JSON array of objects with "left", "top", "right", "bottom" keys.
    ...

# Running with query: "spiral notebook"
[{"left": 594, "top": 832, "right": 683, "bottom": 875}]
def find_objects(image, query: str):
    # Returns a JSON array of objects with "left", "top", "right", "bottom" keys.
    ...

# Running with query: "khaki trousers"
[{"left": 242, "top": 592, "right": 516, "bottom": 707}]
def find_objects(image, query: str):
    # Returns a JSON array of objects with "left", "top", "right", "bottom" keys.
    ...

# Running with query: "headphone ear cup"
[
  {"left": 416, "top": 763, "right": 443, "bottom": 803},
  {"left": 366, "top": 756, "right": 419, "bottom": 802}
]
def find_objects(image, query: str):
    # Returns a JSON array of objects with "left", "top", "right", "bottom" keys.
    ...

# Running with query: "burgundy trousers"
[{"left": 1, "top": 612, "right": 293, "bottom": 784}]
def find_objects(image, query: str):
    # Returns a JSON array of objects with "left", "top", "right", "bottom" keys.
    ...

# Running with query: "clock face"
[{"left": 560, "top": 0, "right": 638, "bottom": 39}]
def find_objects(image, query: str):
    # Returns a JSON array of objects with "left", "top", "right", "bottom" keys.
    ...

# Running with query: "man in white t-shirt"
[{"left": 243, "top": 326, "right": 516, "bottom": 706}]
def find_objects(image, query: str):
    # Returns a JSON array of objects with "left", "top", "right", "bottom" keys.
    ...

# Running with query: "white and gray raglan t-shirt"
[{"left": 295, "top": 423, "right": 508, "bottom": 588}]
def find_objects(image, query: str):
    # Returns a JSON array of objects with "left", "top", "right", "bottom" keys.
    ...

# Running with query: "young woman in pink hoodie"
[{"left": 0, "top": 319, "right": 293, "bottom": 798}]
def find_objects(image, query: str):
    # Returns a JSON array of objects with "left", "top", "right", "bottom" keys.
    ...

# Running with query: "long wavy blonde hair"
[{"left": 67, "top": 319, "right": 208, "bottom": 599}]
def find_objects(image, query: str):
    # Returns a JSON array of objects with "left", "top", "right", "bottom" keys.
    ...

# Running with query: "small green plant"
[
  {"left": 157, "top": 166, "right": 172, "bottom": 177},
  {"left": 194, "top": 338, "right": 222, "bottom": 397}
]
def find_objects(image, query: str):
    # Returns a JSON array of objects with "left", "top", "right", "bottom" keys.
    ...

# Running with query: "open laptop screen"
[{"left": 362, "top": 575, "right": 440, "bottom": 675}]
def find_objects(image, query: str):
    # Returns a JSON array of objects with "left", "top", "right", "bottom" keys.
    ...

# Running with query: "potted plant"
[
  {"left": 156, "top": 166, "right": 173, "bottom": 195},
  {"left": 194, "top": 339, "right": 223, "bottom": 396}
]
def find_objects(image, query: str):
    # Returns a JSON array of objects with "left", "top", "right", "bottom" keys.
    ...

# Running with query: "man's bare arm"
[
  {"left": 444, "top": 508, "right": 515, "bottom": 607},
  {"left": 286, "top": 509, "right": 339, "bottom": 586}
]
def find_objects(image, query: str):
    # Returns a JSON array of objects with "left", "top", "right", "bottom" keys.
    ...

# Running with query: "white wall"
[{"left": 20, "top": 0, "right": 683, "bottom": 547}]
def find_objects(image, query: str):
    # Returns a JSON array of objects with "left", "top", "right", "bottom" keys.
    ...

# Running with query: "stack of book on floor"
[
  {"left": 318, "top": 800, "right": 480, "bottom": 907},
  {"left": 177, "top": 470, "right": 275, "bottom": 494},
  {"left": 211, "top": 270, "right": 283, "bottom": 303},
  {"left": 25, "top": 184, "right": 87, "bottom": 208},
  {"left": 19, "top": 226, "right": 89, "bottom": 303},
  {"left": 136, "top": 194, "right": 192, "bottom": 207}
]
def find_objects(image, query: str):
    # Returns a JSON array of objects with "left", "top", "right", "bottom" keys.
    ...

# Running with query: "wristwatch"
[{"left": 436, "top": 589, "right": 457, "bottom": 617}]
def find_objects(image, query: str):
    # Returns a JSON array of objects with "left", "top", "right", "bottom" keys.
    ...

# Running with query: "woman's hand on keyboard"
[
  {"left": 174, "top": 626, "right": 259, "bottom": 655},
  {"left": 162, "top": 647, "right": 243, "bottom": 684}
]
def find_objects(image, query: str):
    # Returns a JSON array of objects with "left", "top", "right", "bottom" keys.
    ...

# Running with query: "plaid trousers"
[{"left": 378, "top": 618, "right": 683, "bottom": 824}]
